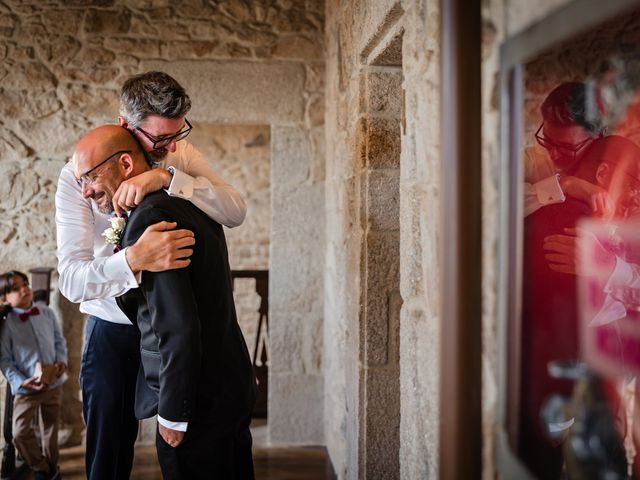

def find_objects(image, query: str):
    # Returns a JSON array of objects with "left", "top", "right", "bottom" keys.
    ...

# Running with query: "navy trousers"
[{"left": 80, "top": 316, "right": 140, "bottom": 480}]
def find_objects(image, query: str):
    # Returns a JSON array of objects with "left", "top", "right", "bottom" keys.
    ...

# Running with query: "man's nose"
[
  {"left": 81, "top": 181, "right": 93, "bottom": 199},
  {"left": 166, "top": 139, "right": 178, "bottom": 153}
]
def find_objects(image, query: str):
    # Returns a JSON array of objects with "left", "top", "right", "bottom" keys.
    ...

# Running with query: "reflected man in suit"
[{"left": 522, "top": 135, "right": 640, "bottom": 479}]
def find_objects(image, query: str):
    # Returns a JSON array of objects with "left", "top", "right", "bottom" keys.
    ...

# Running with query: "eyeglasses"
[
  {"left": 134, "top": 118, "right": 192, "bottom": 150},
  {"left": 76, "top": 150, "right": 132, "bottom": 187},
  {"left": 535, "top": 123, "right": 601, "bottom": 159}
]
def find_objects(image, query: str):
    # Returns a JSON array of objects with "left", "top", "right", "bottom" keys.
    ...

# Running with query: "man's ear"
[
  {"left": 118, "top": 152, "right": 136, "bottom": 177},
  {"left": 118, "top": 116, "right": 129, "bottom": 128},
  {"left": 595, "top": 162, "right": 611, "bottom": 188}
]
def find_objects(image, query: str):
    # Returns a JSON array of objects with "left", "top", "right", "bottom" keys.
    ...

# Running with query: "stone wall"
[
  {"left": 1, "top": 0, "right": 324, "bottom": 447},
  {"left": 190, "top": 123, "right": 271, "bottom": 354},
  {"left": 324, "top": 1, "right": 438, "bottom": 478},
  {"left": 397, "top": 1, "right": 442, "bottom": 478}
]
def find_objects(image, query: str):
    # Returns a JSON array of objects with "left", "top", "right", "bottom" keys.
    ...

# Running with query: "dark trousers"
[
  {"left": 80, "top": 316, "right": 140, "bottom": 480},
  {"left": 156, "top": 415, "right": 254, "bottom": 480}
]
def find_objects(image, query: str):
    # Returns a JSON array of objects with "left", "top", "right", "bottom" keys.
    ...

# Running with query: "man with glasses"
[
  {"left": 525, "top": 81, "right": 609, "bottom": 217},
  {"left": 522, "top": 135, "right": 640, "bottom": 478},
  {"left": 55, "top": 71, "right": 246, "bottom": 480},
  {"left": 74, "top": 124, "right": 255, "bottom": 478}
]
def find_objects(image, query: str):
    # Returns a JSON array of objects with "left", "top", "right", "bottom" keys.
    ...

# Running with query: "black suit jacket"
[{"left": 116, "top": 191, "right": 256, "bottom": 432}]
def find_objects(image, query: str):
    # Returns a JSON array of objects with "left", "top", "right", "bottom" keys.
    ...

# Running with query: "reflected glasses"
[
  {"left": 535, "top": 123, "right": 601, "bottom": 160},
  {"left": 76, "top": 150, "right": 132, "bottom": 187},
  {"left": 135, "top": 118, "right": 192, "bottom": 150}
]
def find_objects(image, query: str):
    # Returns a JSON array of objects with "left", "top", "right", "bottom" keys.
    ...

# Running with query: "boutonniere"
[{"left": 102, "top": 216, "right": 127, "bottom": 251}]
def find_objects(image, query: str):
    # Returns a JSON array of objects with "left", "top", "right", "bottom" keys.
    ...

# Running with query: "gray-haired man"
[{"left": 55, "top": 71, "right": 246, "bottom": 480}]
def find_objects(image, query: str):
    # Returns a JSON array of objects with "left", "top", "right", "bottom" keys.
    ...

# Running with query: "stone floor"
[
  {"left": 10, "top": 420, "right": 336, "bottom": 480},
  {"left": 55, "top": 444, "right": 336, "bottom": 480}
]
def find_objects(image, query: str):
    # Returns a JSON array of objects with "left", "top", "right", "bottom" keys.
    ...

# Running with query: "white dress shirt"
[
  {"left": 524, "top": 145, "right": 566, "bottom": 217},
  {"left": 56, "top": 140, "right": 246, "bottom": 323}
]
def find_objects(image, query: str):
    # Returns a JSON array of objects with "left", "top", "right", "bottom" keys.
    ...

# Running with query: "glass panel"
[{"left": 516, "top": 9, "right": 640, "bottom": 478}]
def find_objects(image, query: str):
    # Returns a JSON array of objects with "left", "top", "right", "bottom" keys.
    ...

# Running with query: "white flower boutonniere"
[{"left": 102, "top": 216, "right": 126, "bottom": 246}]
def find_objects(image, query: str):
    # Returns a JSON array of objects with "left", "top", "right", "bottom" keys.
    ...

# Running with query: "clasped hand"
[
  {"left": 112, "top": 169, "right": 172, "bottom": 216},
  {"left": 559, "top": 176, "right": 614, "bottom": 218}
]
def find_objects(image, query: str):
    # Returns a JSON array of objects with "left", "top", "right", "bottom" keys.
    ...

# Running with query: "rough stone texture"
[
  {"left": 189, "top": 123, "right": 271, "bottom": 355},
  {"left": 268, "top": 373, "right": 324, "bottom": 445},
  {"left": 1, "top": 0, "right": 324, "bottom": 450},
  {"left": 369, "top": 27, "right": 403, "bottom": 67},
  {"left": 270, "top": 125, "right": 325, "bottom": 445},
  {"left": 141, "top": 60, "right": 306, "bottom": 125},
  {"left": 396, "top": 2, "right": 443, "bottom": 479},
  {"left": 54, "top": 291, "right": 85, "bottom": 446},
  {"left": 325, "top": 2, "right": 403, "bottom": 477},
  {"left": 323, "top": 2, "right": 359, "bottom": 475},
  {"left": 362, "top": 170, "right": 400, "bottom": 232},
  {"left": 357, "top": 117, "right": 402, "bottom": 169},
  {"left": 360, "top": 70, "right": 403, "bottom": 116}
]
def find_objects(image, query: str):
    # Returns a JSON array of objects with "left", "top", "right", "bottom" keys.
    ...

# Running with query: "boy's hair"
[
  {"left": 0, "top": 271, "right": 28, "bottom": 298},
  {"left": 119, "top": 71, "right": 192, "bottom": 128},
  {"left": 541, "top": 81, "right": 603, "bottom": 135}
]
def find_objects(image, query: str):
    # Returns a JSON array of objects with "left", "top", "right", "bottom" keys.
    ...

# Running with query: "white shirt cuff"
[
  {"left": 535, "top": 174, "right": 566, "bottom": 206},
  {"left": 165, "top": 166, "right": 194, "bottom": 199},
  {"left": 158, "top": 415, "right": 188, "bottom": 432},
  {"left": 103, "top": 248, "right": 138, "bottom": 287}
]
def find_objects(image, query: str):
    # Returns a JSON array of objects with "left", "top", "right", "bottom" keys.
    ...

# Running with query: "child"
[{"left": 0, "top": 271, "right": 67, "bottom": 480}]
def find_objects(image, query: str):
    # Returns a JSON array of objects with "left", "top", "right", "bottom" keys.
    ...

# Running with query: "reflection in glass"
[{"left": 516, "top": 14, "right": 640, "bottom": 478}]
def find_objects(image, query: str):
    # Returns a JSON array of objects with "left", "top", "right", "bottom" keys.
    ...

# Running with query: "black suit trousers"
[{"left": 156, "top": 414, "right": 254, "bottom": 480}]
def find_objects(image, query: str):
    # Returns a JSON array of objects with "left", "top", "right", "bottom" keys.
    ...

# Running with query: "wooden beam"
[{"left": 440, "top": 0, "right": 483, "bottom": 477}]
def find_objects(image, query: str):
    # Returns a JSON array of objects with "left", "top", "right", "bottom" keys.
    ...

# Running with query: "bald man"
[
  {"left": 57, "top": 71, "right": 247, "bottom": 479},
  {"left": 74, "top": 126, "right": 256, "bottom": 479}
]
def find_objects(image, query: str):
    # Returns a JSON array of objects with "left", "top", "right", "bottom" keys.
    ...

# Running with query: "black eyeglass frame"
[
  {"left": 134, "top": 118, "right": 193, "bottom": 150},
  {"left": 76, "top": 150, "right": 132, "bottom": 187},
  {"left": 534, "top": 122, "right": 603, "bottom": 159}
]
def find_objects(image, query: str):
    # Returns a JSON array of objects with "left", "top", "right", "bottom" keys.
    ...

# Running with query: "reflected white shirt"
[{"left": 524, "top": 145, "right": 566, "bottom": 217}]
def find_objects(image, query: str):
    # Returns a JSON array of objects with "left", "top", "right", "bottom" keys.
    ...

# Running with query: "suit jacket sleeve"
[{"left": 122, "top": 206, "right": 202, "bottom": 423}]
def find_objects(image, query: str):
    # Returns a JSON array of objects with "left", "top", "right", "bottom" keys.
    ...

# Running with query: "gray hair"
[{"left": 119, "top": 71, "right": 192, "bottom": 128}]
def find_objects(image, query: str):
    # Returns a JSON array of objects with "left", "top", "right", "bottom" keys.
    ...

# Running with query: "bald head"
[
  {"left": 74, "top": 125, "right": 147, "bottom": 175},
  {"left": 74, "top": 125, "right": 150, "bottom": 214},
  {"left": 573, "top": 135, "right": 640, "bottom": 220}
]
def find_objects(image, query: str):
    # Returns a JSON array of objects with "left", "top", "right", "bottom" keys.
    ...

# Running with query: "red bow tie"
[{"left": 19, "top": 306, "right": 40, "bottom": 322}]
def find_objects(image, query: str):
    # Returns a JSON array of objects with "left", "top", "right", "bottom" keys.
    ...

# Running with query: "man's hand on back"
[
  {"left": 125, "top": 222, "right": 195, "bottom": 274},
  {"left": 159, "top": 423, "right": 185, "bottom": 448},
  {"left": 112, "top": 169, "right": 172, "bottom": 216}
]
